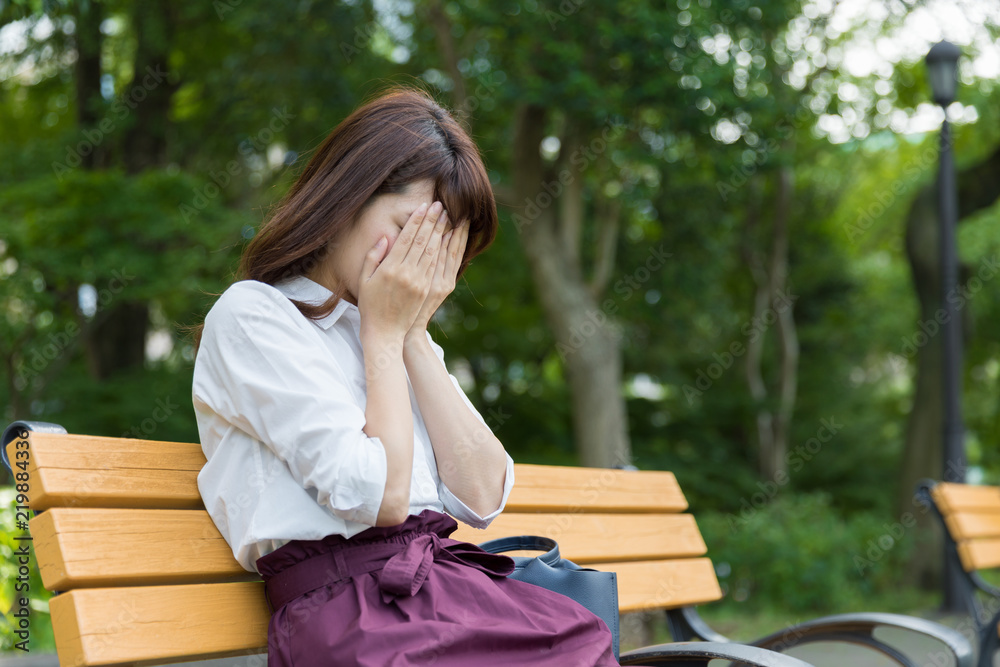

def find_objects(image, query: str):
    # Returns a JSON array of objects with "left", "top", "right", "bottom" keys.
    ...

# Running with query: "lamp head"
[{"left": 925, "top": 40, "right": 961, "bottom": 106}]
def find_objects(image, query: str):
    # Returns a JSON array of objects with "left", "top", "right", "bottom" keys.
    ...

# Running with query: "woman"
[{"left": 191, "top": 87, "right": 619, "bottom": 666}]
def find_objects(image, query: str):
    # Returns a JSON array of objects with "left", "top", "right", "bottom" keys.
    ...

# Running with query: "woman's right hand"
[{"left": 357, "top": 200, "right": 449, "bottom": 343}]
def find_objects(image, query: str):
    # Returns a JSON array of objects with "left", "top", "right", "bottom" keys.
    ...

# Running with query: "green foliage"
[
  {"left": 1, "top": 168, "right": 242, "bottom": 297},
  {"left": 0, "top": 487, "right": 55, "bottom": 652},
  {"left": 0, "top": 166, "right": 247, "bottom": 438},
  {"left": 699, "top": 492, "right": 919, "bottom": 615}
]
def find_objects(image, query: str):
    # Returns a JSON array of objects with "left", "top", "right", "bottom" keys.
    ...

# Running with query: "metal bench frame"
[{"left": 915, "top": 478, "right": 1000, "bottom": 667}]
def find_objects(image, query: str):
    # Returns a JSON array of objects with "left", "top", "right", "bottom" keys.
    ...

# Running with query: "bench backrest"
[
  {"left": 8, "top": 428, "right": 722, "bottom": 667},
  {"left": 928, "top": 482, "right": 1000, "bottom": 573}
]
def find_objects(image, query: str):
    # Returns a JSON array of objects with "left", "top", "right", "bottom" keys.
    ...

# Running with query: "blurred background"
[{"left": 1, "top": 0, "right": 999, "bottom": 656}]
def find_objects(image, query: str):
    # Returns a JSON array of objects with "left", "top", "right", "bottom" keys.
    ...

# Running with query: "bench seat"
[{"left": 9, "top": 428, "right": 727, "bottom": 666}]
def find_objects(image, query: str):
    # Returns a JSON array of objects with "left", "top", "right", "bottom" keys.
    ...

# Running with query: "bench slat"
[
  {"left": 49, "top": 582, "right": 269, "bottom": 667},
  {"left": 957, "top": 538, "right": 1000, "bottom": 571},
  {"left": 932, "top": 483, "right": 1000, "bottom": 514},
  {"left": 595, "top": 557, "right": 722, "bottom": 612},
  {"left": 30, "top": 509, "right": 254, "bottom": 591},
  {"left": 48, "top": 558, "right": 720, "bottom": 666},
  {"left": 451, "top": 512, "right": 706, "bottom": 561},
  {"left": 502, "top": 464, "right": 688, "bottom": 512},
  {"left": 34, "top": 508, "right": 709, "bottom": 589},
  {"left": 10, "top": 433, "right": 204, "bottom": 511},
  {"left": 9, "top": 433, "right": 687, "bottom": 513},
  {"left": 944, "top": 511, "right": 1000, "bottom": 540}
]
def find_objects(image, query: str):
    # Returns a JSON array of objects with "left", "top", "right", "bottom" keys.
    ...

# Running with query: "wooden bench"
[
  {"left": 3, "top": 421, "right": 973, "bottom": 667},
  {"left": 916, "top": 479, "right": 1000, "bottom": 667}
]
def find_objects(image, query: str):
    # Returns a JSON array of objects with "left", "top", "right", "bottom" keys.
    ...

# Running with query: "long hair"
[{"left": 192, "top": 86, "right": 498, "bottom": 348}]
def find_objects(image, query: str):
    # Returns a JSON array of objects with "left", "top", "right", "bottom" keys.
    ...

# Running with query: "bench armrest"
[
  {"left": 619, "top": 641, "right": 816, "bottom": 666},
  {"left": 970, "top": 571, "right": 1000, "bottom": 599},
  {"left": 750, "top": 612, "right": 974, "bottom": 667},
  {"left": 2, "top": 421, "right": 67, "bottom": 474}
]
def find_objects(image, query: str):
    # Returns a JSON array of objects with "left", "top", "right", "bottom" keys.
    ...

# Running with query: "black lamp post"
[{"left": 926, "top": 39, "right": 965, "bottom": 612}]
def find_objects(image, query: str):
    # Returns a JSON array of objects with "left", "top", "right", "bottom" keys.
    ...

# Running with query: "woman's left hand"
[{"left": 405, "top": 212, "right": 469, "bottom": 344}]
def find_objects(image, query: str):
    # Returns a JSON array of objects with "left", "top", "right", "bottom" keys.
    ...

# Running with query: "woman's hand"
[
  {"left": 404, "top": 214, "right": 470, "bottom": 346},
  {"left": 357, "top": 201, "right": 449, "bottom": 344}
]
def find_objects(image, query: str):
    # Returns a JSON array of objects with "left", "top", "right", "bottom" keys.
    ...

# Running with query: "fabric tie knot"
[{"left": 378, "top": 533, "right": 517, "bottom": 603}]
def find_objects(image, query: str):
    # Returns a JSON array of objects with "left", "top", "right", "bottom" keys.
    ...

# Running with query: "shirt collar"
[{"left": 273, "top": 275, "right": 357, "bottom": 330}]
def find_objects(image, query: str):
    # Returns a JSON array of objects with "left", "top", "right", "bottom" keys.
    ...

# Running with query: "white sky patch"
[
  {"left": 78, "top": 284, "right": 97, "bottom": 318},
  {"left": 372, "top": 0, "right": 415, "bottom": 44},
  {"left": 30, "top": 15, "right": 55, "bottom": 41},
  {"left": 146, "top": 329, "right": 173, "bottom": 362},
  {"left": 0, "top": 18, "right": 30, "bottom": 55},
  {"left": 809, "top": 0, "right": 999, "bottom": 141},
  {"left": 842, "top": 45, "right": 877, "bottom": 77},
  {"left": 972, "top": 46, "right": 1000, "bottom": 79},
  {"left": 712, "top": 118, "right": 743, "bottom": 144},
  {"left": 627, "top": 373, "right": 667, "bottom": 401}
]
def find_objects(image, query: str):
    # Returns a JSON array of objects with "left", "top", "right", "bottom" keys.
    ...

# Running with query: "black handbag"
[{"left": 477, "top": 535, "right": 620, "bottom": 659}]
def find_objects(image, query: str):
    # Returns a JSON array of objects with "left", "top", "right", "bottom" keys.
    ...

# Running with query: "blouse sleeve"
[
  {"left": 424, "top": 331, "right": 515, "bottom": 529},
  {"left": 192, "top": 282, "right": 388, "bottom": 527}
]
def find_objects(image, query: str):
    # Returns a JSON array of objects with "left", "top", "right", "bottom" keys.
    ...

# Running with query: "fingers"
[
  {"left": 383, "top": 202, "right": 429, "bottom": 264},
  {"left": 406, "top": 202, "right": 448, "bottom": 271},
  {"left": 360, "top": 236, "right": 389, "bottom": 282},
  {"left": 379, "top": 201, "right": 455, "bottom": 291},
  {"left": 441, "top": 220, "right": 469, "bottom": 280},
  {"left": 433, "top": 228, "right": 454, "bottom": 286}
]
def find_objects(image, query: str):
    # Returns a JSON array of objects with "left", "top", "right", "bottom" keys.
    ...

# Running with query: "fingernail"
[
  {"left": 429, "top": 201, "right": 443, "bottom": 215},
  {"left": 417, "top": 202, "right": 428, "bottom": 214}
]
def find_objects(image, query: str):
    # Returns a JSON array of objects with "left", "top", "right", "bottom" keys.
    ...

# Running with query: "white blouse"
[{"left": 192, "top": 275, "right": 515, "bottom": 574}]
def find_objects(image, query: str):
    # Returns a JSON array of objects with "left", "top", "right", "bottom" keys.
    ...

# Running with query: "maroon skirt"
[{"left": 256, "top": 508, "right": 619, "bottom": 666}]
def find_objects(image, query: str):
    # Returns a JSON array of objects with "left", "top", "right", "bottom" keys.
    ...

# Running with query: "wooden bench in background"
[
  {"left": 917, "top": 479, "right": 1000, "bottom": 667},
  {"left": 3, "top": 421, "right": 973, "bottom": 667}
]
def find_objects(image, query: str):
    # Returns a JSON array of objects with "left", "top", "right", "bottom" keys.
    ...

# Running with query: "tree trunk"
[
  {"left": 122, "top": 0, "right": 177, "bottom": 174},
  {"left": 422, "top": 13, "right": 630, "bottom": 467},
  {"left": 426, "top": 0, "right": 470, "bottom": 124},
  {"left": 742, "top": 165, "right": 799, "bottom": 481},
  {"left": 71, "top": 0, "right": 110, "bottom": 170},
  {"left": 898, "top": 145, "right": 1000, "bottom": 588},
  {"left": 78, "top": 0, "right": 178, "bottom": 380},
  {"left": 770, "top": 165, "right": 799, "bottom": 481},
  {"left": 83, "top": 303, "right": 151, "bottom": 380},
  {"left": 510, "top": 104, "right": 632, "bottom": 468}
]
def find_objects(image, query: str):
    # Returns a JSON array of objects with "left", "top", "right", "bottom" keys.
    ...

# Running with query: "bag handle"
[{"left": 476, "top": 535, "right": 561, "bottom": 567}]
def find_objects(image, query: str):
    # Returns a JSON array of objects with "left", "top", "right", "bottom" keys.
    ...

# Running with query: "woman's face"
[{"left": 320, "top": 178, "right": 440, "bottom": 305}]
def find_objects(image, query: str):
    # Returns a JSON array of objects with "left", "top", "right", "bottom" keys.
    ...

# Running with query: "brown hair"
[{"left": 192, "top": 85, "right": 498, "bottom": 348}]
